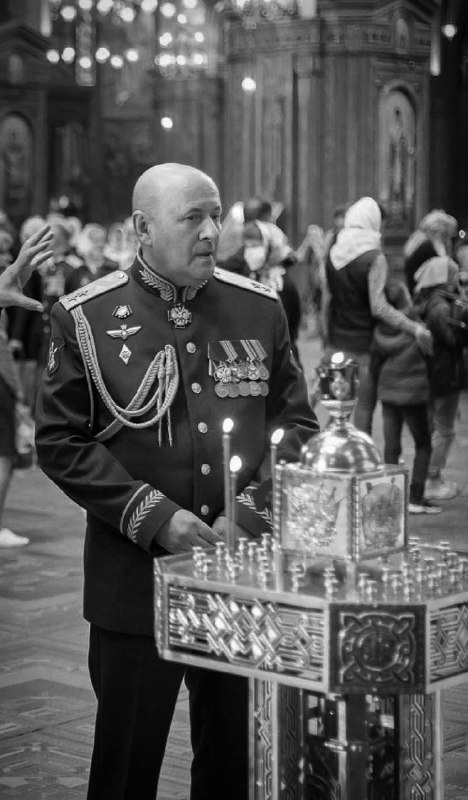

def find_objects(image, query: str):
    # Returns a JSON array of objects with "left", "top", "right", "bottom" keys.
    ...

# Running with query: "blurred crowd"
[
  {"left": 0, "top": 195, "right": 467, "bottom": 547},
  {"left": 217, "top": 196, "right": 468, "bottom": 517},
  {"left": 0, "top": 211, "right": 139, "bottom": 410}
]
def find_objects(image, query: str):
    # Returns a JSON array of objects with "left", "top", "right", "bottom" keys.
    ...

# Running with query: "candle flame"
[
  {"left": 331, "top": 351, "right": 345, "bottom": 365},
  {"left": 223, "top": 417, "right": 234, "bottom": 434},
  {"left": 230, "top": 455, "right": 242, "bottom": 473},
  {"left": 271, "top": 428, "right": 284, "bottom": 446}
]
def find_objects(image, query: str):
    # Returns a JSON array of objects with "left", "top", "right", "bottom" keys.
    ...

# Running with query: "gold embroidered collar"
[{"left": 134, "top": 251, "right": 208, "bottom": 303}]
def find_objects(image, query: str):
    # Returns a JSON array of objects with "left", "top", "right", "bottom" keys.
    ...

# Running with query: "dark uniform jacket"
[{"left": 35, "top": 255, "right": 318, "bottom": 636}]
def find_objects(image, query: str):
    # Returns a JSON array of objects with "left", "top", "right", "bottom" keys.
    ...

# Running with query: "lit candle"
[
  {"left": 228, "top": 455, "right": 242, "bottom": 551},
  {"left": 271, "top": 428, "right": 285, "bottom": 592},
  {"left": 222, "top": 418, "right": 234, "bottom": 526},
  {"left": 270, "top": 428, "right": 284, "bottom": 521}
]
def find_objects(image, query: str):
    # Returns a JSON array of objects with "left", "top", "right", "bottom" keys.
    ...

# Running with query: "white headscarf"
[
  {"left": 329, "top": 197, "right": 382, "bottom": 270},
  {"left": 254, "top": 220, "right": 293, "bottom": 264},
  {"left": 414, "top": 256, "right": 460, "bottom": 292}
]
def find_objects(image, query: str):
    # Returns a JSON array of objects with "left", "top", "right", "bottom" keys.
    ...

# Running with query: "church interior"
[
  {"left": 1, "top": 0, "right": 467, "bottom": 252},
  {"left": 1, "top": 1, "right": 468, "bottom": 799}
]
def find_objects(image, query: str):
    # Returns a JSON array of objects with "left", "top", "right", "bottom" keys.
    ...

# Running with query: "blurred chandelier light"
[
  {"left": 216, "top": 0, "right": 298, "bottom": 28},
  {"left": 441, "top": 23, "right": 457, "bottom": 40},
  {"left": 46, "top": 0, "right": 155, "bottom": 85},
  {"left": 46, "top": 0, "right": 209, "bottom": 83},
  {"left": 154, "top": 0, "right": 209, "bottom": 77}
]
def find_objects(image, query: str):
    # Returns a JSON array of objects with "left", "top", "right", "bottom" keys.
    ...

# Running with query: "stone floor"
[{"left": 0, "top": 332, "right": 467, "bottom": 799}]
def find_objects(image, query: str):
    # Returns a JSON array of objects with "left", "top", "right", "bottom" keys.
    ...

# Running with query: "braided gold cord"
[{"left": 72, "top": 307, "right": 179, "bottom": 439}]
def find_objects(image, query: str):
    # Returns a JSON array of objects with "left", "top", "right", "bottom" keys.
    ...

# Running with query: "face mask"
[{"left": 244, "top": 245, "right": 267, "bottom": 272}]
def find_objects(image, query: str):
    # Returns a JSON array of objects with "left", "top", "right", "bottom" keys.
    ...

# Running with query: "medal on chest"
[
  {"left": 168, "top": 304, "right": 192, "bottom": 329},
  {"left": 208, "top": 339, "right": 269, "bottom": 398}
]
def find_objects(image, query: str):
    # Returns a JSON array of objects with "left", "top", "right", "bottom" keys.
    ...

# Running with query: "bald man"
[{"left": 35, "top": 163, "right": 318, "bottom": 800}]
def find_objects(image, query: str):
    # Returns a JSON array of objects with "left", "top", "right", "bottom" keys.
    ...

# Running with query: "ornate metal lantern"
[{"left": 274, "top": 352, "right": 408, "bottom": 561}]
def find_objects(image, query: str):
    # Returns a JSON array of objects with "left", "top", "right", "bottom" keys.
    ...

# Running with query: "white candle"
[
  {"left": 222, "top": 418, "right": 234, "bottom": 525},
  {"left": 270, "top": 428, "right": 284, "bottom": 520},
  {"left": 270, "top": 429, "right": 285, "bottom": 592},
  {"left": 228, "top": 455, "right": 242, "bottom": 551}
]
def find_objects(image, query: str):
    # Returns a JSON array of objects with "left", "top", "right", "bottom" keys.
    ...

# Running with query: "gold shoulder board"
[
  {"left": 59, "top": 271, "right": 129, "bottom": 311},
  {"left": 214, "top": 267, "right": 278, "bottom": 301}
]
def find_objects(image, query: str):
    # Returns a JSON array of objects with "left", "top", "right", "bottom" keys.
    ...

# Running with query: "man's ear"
[{"left": 132, "top": 210, "right": 152, "bottom": 246}]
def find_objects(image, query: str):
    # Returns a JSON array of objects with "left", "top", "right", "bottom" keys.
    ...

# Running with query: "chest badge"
[
  {"left": 106, "top": 324, "right": 142, "bottom": 340},
  {"left": 168, "top": 304, "right": 192, "bottom": 329},
  {"left": 119, "top": 345, "right": 132, "bottom": 364},
  {"left": 208, "top": 339, "right": 269, "bottom": 398},
  {"left": 113, "top": 305, "right": 132, "bottom": 319},
  {"left": 47, "top": 337, "right": 65, "bottom": 375}
]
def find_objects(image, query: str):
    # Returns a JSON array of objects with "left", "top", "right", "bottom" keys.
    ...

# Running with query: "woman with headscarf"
[
  {"left": 403, "top": 209, "right": 458, "bottom": 296},
  {"left": 66, "top": 223, "right": 119, "bottom": 293},
  {"left": 413, "top": 255, "right": 465, "bottom": 501},
  {"left": 325, "top": 196, "right": 432, "bottom": 433},
  {"left": 221, "top": 219, "right": 302, "bottom": 363}
]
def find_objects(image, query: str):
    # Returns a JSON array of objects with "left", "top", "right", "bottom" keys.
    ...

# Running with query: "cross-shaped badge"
[{"left": 168, "top": 304, "right": 192, "bottom": 328}]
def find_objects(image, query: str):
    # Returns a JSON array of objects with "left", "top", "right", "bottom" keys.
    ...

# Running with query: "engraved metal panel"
[
  {"left": 397, "top": 692, "right": 441, "bottom": 800},
  {"left": 251, "top": 681, "right": 303, "bottom": 800},
  {"left": 251, "top": 679, "right": 273, "bottom": 800},
  {"left": 280, "top": 686, "right": 303, "bottom": 800},
  {"left": 167, "top": 587, "right": 324, "bottom": 680},
  {"left": 430, "top": 601, "right": 468, "bottom": 682},
  {"left": 330, "top": 606, "right": 424, "bottom": 692}
]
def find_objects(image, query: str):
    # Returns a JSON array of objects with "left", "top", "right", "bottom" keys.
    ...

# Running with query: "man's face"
[{"left": 141, "top": 174, "right": 222, "bottom": 286}]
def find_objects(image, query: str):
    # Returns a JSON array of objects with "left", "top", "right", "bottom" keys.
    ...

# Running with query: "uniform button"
[
  {"left": 186, "top": 342, "right": 196, "bottom": 353},
  {"left": 201, "top": 505, "right": 210, "bottom": 516},
  {"left": 198, "top": 422, "right": 208, "bottom": 433},
  {"left": 191, "top": 382, "right": 201, "bottom": 394},
  {"left": 201, "top": 463, "right": 211, "bottom": 475}
]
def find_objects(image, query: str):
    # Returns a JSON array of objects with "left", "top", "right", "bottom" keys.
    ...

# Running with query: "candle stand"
[{"left": 154, "top": 354, "right": 468, "bottom": 799}]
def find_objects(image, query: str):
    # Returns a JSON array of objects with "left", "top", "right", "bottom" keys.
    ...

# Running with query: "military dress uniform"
[{"left": 35, "top": 252, "right": 319, "bottom": 800}]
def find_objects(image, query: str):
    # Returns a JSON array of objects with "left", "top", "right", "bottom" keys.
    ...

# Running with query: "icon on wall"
[
  {"left": 0, "top": 114, "right": 33, "bottom": 221},
  {"left": 378, "top": 89, "right": 416, "bottom": 228}
]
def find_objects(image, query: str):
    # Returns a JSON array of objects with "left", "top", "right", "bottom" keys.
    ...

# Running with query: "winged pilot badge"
[{"left": 106, "top": 324, "right": 142, "bottom": 340}]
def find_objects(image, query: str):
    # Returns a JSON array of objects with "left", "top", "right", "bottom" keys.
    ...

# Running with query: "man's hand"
[
  {"left": 0, "top": 225, "right": 53, "bottom": 311},
  {"left": 155, "top": 509, "right": 223, "bottom": 554},
  {"left": 414, "top": 324, "right": 433, "bottom": 356},
  {"left": 212, "top": 515, "right": 254, "bottom": 541}
]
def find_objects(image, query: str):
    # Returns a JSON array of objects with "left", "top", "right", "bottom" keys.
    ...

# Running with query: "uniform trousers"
[{"left": 87, "top": 625, "right": 249, "bottom": 800}]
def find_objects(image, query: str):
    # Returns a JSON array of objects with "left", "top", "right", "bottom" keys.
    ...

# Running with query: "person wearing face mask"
[
  {"left": 413, "top": 255, "right": 465, "bottom": 501},
  {"left": 221, "top": 220, "right": 302, "bottom": 363}
]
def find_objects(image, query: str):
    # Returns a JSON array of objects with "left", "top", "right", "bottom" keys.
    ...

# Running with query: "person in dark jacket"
[
  {"left": 371, "top": 280, "right": 441, "bottom": 514},
  {"left": 325, "top": 196, "right": 432, "bottom": 434},
  {"left": 34, "top": 163, "right": 319, "bottom": 800},
  {"left": 413, "top": 255, "right": 465, "bottom": 501}
]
